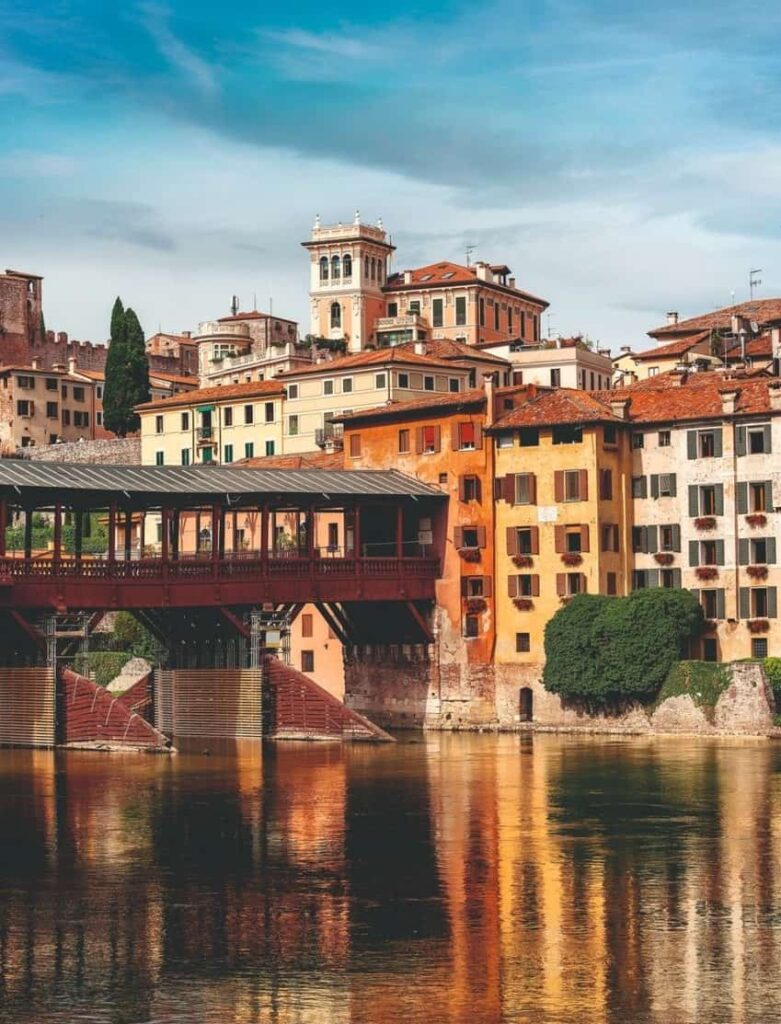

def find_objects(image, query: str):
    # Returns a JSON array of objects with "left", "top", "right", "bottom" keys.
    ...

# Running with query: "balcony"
[
  {"left": 197, "top": 426, "right": 214, "bottom": 443},
  {"left": 315, "top": 422, "right": 344, "bottom": 449},
  {"left": 374, "top": 315, "right": 426, "bottom": 331}
]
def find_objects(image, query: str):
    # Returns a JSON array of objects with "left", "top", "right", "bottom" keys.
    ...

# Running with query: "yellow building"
[
  {"left": 490, "top": 389, "right": 633, "bottom": 670},
  {"left": 138, "top": 379, "right": 285, "bottom": 466}
]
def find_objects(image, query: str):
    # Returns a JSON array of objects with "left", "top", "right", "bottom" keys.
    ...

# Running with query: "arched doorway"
[{"left": 519, "top": 687, "right": 533, "bottom": 722}]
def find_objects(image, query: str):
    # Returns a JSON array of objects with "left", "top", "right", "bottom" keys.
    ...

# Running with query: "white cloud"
[{"left": 137, "top": 2, "right": 218, "bottom": 98}]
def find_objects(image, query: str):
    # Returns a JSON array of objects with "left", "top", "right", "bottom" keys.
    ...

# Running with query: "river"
[{"left": 0, "top": 734, "right": 780, "bottom": 1023}]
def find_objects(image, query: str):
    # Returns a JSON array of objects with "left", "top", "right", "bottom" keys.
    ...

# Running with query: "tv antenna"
[
  {"left": 546, "top": 313, "right": 556, "bottom": 338},
  {"left": 231, "top": 294, "right": 239, "bottom": 316},
  {"left": 750, "top": 269, "right": 763, "bottom": 299},
  {"left": 465, "top": 244, "right": 476, "bottom": 267}
]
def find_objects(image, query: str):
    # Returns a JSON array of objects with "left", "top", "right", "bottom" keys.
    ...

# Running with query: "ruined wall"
[{"left": 26, "top": 437, "right": 141, "bottom": 464}]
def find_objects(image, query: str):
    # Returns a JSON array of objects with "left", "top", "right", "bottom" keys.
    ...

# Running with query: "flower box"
[
  {"left": 745, "top": 513, "right": 767, "bottom": 528},
  {"left": 703, "top": 619, "right": 717, "bottom": 632},
  {"left": 693, "top": 516, "right": 717, "bottom": 530},
  {"left": 654, "top": 552, "right": 674, "bottom": 566},
  {"left": 466, "top": 597, "right": 487, "bottom": 613},
  {"left": 513, "top": 597, "right": 533, "bottom": 610},
  {"left": 695, "top": 566, "right": 718, "bottom": 581},
  {"left": 458, "top": 547, "right": 481, "bottom": 562},
  {"left": 560, "top": 552, "right": 583, "bottom": 566},
  {"left": 748, "top": 618, "right": 770, "bottom": 634},
  {"left": 746, "top": 564, "right": 768, "bottom": 580},
  {"left": 512, "top": 554, "right": 533, "bottom": 568}
]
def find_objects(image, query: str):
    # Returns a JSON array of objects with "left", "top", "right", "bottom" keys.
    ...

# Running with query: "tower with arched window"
[{"left": 302, "top": 212, "right": 395, "bottom": 353}]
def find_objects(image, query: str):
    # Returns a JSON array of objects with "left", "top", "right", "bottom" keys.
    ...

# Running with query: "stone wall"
[{"left": 25, "top": 437, "right": 141, "bottom": 464}]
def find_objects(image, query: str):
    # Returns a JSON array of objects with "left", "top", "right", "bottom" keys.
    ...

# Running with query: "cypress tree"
[
  {"left": 122, "top": 307, "right": 150, "bottom": 434},
  {"left": 103, "top": 298, "right": 150, "bottom": 436}
]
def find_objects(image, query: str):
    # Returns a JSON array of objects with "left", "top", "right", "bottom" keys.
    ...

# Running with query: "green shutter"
[
  {"left": 690, "top": 587, "right": 700, "bottom": 606},
  {"left": 687, "top": 431, "right": 697, "bottom": 459},
  {"left": 716, "top": 589, "right": 726, "bottom": 620},
  {"left": 715, "top": 485, "right": 724, "bottom": 516},
  {"left": 738, "top": 538, "right": 750, "bottom": 565},
  {"left": 668, "top": 474, "right": 677, "bottom": 497},
  {"left": 689, "top": 540, "right": 700, "bottom": 567},
  {"left": 768, "top": 587, "right": 778, "bottom": 619},
  {"left": 763, "top": 424, "right": 772, "bottom": 454},
  {"left": 716, "top": 539, "right": 725, "bottom": 565},
  {"left": 648, "top": 568, "right": 660, "bottom": 588},
  {"left": 736, "top": 425, "right": 747, "bottom": 456},
  {"left": 647, "top": 526, "right": 658, "bottom": 554},
  {"left": 689, "top": 485, "right": 699, "bottom": 517},
  {"left": 713, "top": 428, "right": 723, "bottom": 458},
  {"left": 672, "top": 568, "right": 682, "bottom": 589},
  {"left": 650, "top": 474, "right": 659, "bottom": 499},
  {"left": 765, "top": 481, "right": 773, "bottom": 511},
  {"left": 736, "top": 482, "right": 748, "bottom": 515},
  {"left": 672, "top": 524, "right": 681, "bottom": 551},
  {"left": 739, "top": 588, "right": 750, "bottom": 619},
  {"left": 768, "top": 537, "right": 777, "bottom": 564}
]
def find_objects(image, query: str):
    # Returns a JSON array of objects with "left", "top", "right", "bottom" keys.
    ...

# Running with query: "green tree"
[
  {"left": 543, "top": 589, "right": 704, "bottom": 707},
  {"left": 103, "top": 298, "right": 150, "bottom": 436}
]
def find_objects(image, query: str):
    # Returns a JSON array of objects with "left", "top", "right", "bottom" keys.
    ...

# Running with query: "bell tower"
[{"left": 301, "top": 212, "right": 395, "bottom": 353}]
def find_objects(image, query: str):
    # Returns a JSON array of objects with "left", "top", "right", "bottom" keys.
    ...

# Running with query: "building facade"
[
  {"left": 0, "top": 363, "right": 100, "bottom": 452},
  {"left": 480, "top": 337, "right": 614, "bottom": 391}
]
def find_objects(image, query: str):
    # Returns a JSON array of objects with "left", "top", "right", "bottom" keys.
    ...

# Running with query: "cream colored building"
[
  {"left": 479, "top": 337, "right": 614, "bottom": 391},
  {"left": 138, "top": 379, "right": 285, "bottom": 467},
  {"left": 612, "top": 333, "right": 717, "bottom": 385},
  {"left": 0, "top": 363, "right": 100, "bottom": 453}
]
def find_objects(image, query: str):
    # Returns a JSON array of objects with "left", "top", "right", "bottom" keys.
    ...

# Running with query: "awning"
[{"left": 196, "top": 404, "right": 215, "bottom": 414}]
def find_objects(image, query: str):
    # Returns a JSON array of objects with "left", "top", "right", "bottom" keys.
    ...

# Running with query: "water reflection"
[{"left": 0, "top": 736, "right": 780, "bottom": 1022}]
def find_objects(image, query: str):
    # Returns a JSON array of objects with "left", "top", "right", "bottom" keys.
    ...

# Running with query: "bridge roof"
[{"left": 0, "top": 461, "right": 444, "bottom": 508}]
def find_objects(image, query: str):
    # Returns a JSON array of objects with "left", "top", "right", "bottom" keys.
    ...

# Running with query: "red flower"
[
  {"left": 560, "top": 552, "right": 583, "bottom": 566},
  {"left": 695, "top": 566, "right": 718, "bottom": 581},
  {"left": 654, "top": 552, "right": 674, "bottom": 566},
  {"left": 694, "top": 516, "right": 717, "bottom": 530},
  {"left": 513, "top": 597, "right": 533, "bottom": 610},
  {"left": 746, "top": 564, "right": 768, "bottom": 580},
  {"left": 748, "top": 619, "right": 769, "bottom": 634},
  {"left": 746, "top": 513, "right": 767, "bottom": 528},
  {"left": 512, "top": 554, "right": 533, "bottom": 568}
]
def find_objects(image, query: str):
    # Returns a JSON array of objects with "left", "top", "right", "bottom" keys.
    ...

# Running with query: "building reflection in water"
[{"left": 0, "top": 736, "right": 780, "bottom": 1022}]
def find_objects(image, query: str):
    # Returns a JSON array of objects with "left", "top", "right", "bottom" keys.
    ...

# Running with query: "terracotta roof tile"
[
  {"left": 596, "top": 372, "right": 775, "bottom": 423},
  {"left": 136, "top": 378, "right": 285, "bottom": 412},
  {"left": 632, "top": 331, "right": 712, "bottom": 361},
  {"left": 490, "top": 388, "right": 618, "bottom": 429},
  {"left": 385, "top": 260, "right": 549, "bottom": 306},
  {"left": 650, "top": 298, "right": 781, "bottom": 338},
  {"left": 334, "top": 388, "right": 487, "bottom": 424},
  {"left": 405, "top": 337, "right": 508, "bottom": 365},
  {"left": 276, "top": 347, "right": 458, "bottom": 377},
  {"left": 238, "top": 450, "right": 344, "bottom": 470}
]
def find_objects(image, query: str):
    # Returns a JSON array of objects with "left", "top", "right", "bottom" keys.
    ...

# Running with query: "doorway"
[{"left": 519, "top": 687, "right": 533, "bottom": 723}]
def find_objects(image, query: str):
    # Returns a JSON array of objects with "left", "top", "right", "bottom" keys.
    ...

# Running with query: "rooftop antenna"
[
  {"left": 465, "top": 244, "right": 476, "bottom": 267},
  {"left": 750, "top": 269, "right": 763, "bottom": 299},
  {"left": 546, "top": 312, "right": 556, "bottom": 338},
  {"left": 231, "top": 294, "right": 239, "bottom": 316},
  {"left": 253, "top": 291, "right": 257, "bottom": 311}
]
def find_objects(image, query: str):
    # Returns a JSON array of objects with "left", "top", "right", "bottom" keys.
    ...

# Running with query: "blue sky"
[{"left": 1, "top": 0, "right": 780, "bottom": 347}]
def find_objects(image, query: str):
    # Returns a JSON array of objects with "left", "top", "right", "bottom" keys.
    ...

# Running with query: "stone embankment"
[{"left": 24, "top": 438, "right": 141, "bottom": 464}]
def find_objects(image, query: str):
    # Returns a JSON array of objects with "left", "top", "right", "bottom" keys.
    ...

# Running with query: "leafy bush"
[
  {"left": 656, "top": 661, "right": 731, "bottom": 714},
  {"left": 111, "top": 611, "right": 158, "bottom": 661},
  {"left": 543, "top": 589, "right": 704, "bottom": 707},
  {"left": 763, "top": 657, "right": 781, "bottom": 709},
  {"left": 73, "top": 651, "right": 133, "bottom": 689}
]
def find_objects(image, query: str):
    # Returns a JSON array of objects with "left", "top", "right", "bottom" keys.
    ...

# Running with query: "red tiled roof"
[
  {"left": 334, "top": 388, "right": 487, "bottom": 424},
  {"left": 724, "top": 333, "right": 774, "bottom": 360},
  {"left": 385, "top": 261, "right": 549, "bottom": 306},
  {"left": 217, "top": 311, "right": 297, "bottom": 324},
  {"left": 149, "top": 371, "right": 200, "bottom": 386},
  {"left": 404, "top": 337, "right": 508, "bottom": 366},
  {"left": 136, "top": 378, "right": 285, "bottom": 411},
  {"left": 650, "top": 298, "right": 781, "bottom": 338},
  {"left": 490, "top": 388, "right": 618, "bottom": 429},
  {"left": 597, "top": 372, "right": 775, "bottom": 423},
  {"left": 632, "top": 331, "right": 712, "bottom": 361},
  {"left": 276, "top": 347, "right": 459, "bottom": 377},
  {"left": 239, "top": 450, "right": 344, "bottom": 470}
]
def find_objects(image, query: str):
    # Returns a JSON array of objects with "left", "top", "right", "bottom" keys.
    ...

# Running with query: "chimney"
[
  {"left": 31, "top": 357, "right": 40, "bottom": 370},
  {"left": 57, "top": 331, "right": 68, "bottom": 344},
  {"left": 68, "top": 356, "right": 77, "bottom": 375},
  {"left": 769, "top": 381, "right": 781, "bottom": 411},
  {"left": 666, "top": 311, "right": 679, "bottom": 326},
  {"left": 620, "top": 345, "right": 631, "bottom": 354},
  {"left": 598, "top": 347, "right": 611, "bottom": 358},
  {"left": 475, "top": 263, "right": 490, "bottom": 281},
  {"left": 414, "top": 340, "right": 426, "bottom": 356},
  {"left": 182, "top": 331, "right": 192, "bottom": 339},
  {"left": 720, "top": 388, "right": 739, "bottom": 415},
  {"left": 609, "top": 398, "right": 630, "bottom": 420},
  {"left": 52, "top": 362, "right": 65, "bottom": 373},
  {"left": 482, "top": 372, "right": 496, "bottom": 427},
  {"left": 403, "top": 270, "right": 412, "bottom": 285},
  {"left": 508, "top": 277, "right": 516, "bottom": 289}
]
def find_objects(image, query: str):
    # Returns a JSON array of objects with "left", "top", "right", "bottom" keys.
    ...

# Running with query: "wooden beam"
[
  {"left": 315, "top": 602, "right": 350, "bottom": 646},
  {"left": 220, "top": 607, "right": 250, "bottom": 639},
  {"left": 9, "top": 610, "right": 46, "bottom": 653},
  {"left": 406, "top": 601, "right": 434, "bottom": 644}
]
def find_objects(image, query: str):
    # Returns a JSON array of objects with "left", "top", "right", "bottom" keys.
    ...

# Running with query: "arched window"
[
  {"left": 377, "top": 259, "right": 383, "bottom": 284},
  {"left": 364, "top": 256, "right": 370, "bottom": 278},
  {"left": 343, "top": 254, "right": 352, "bottom": 280},
  {"left": 330, "top": 302, "right": 342, "bottom": 329},
  {"left": 331, "top": 255, "right": 341, "bottom": 280},
  {"left": 319, "top": 256, "right": 329, "bottom": 282},
  {"left": 370, "top": 257, "right": 376, "bottom": 281}
]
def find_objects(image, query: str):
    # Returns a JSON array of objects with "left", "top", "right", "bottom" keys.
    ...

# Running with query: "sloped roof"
[
  {"left": 334, "top": 388, "right": 487, "bottom": 425},
  {"left": 136, "top": 378, "right": 285, "bottom": 412},
  {"left": 239, "top": 450, "right": 344, "bottom": 470},
  {"left": 490, "top": 388, "right": 618, "bottom": 429},
  {"left": 632, "top": 331, "right": 712, "bottom": 361},
  {"left": 598, "top": 373, "right": 775, "bottom": 423},
  {"left": 385, "top": 260, "right": 549, "bottom": 306},
  {"left": 404, "top": 337, "right": 508, "bottom": 365},
  {"left": 276, "top": 347, "right": 458, "bottom": 378},
  {"left": 650, "top": 299, "right": 781, "bottom": 338}
]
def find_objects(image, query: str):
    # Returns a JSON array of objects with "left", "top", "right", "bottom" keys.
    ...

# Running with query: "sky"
[{"left": 1, "top": 0, "right": 781, "bottom": 350}]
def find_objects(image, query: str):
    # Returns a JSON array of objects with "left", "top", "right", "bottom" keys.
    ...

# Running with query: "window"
[
  {"left": 516, "top": 575, "right": 536, "bottom": 597},
  {"left": 223, "top": 407, "right": 233, "bottom": 427},
  {"left": 606, "top": 572, "right": 617, "bottom": 595},
  {"left": 701, "top": 540, "right": 718, "bottom": 565},
  {"left": 703, "top": 638, "right": 718, "bottom": 662},
  {"left": 564, "top": 470, "right": 582, "bottom": 501},
  {"left": 752, "top": 637, "right": 769, "bottom": 658},
  {"left": 648, "top": 367, "right": 659, "bottom": 377},
  {"left": 658, "top": 430, "right": 671, "bottom": 447},
  {"left": 155, "top": 451, "right": 164, "bottom": 466},
  {"left": 74, "top": 412, "right": 89, "bottom": 428},
  {"left": 701, "top": 486, "right": 717, "bottom": 515},
  {"left": 631, "top": 432, "right": 644, "bottom": 449},
  {"left": 494, "top": 303, "right": 500, "bottom": 331},
  {"left": 398, "top": 429, "right": 410, "bottom": 454},
  {"left": 73, "top": 387, "right": 85, "bottom": 402},
  {"left": 603, "top": 424, "right": 617, "bottom": 446},
  {"left": 61, "top": 385, "right": 68, "bottom": 399},
  {"left": 244, "top": 405, "right": 254, "bottom": 425},
  {"left": 660, "top": 525, "right": 676, "bottom": 551},
  {"left": 321, "top": 379, "right": 335, "bottom": 398},
  {"left": 331, "top": 255, "right": 340, "bottom": 280},
  {"left": 601, "top": 524, "right": 619, "bottom": 552},
  {"left": 265, "top": 440, "right": 275, "bottom": 456},
  {"left": 181, "top": 412, "right": 190, "bottom": 431},
  {"left": 458, "top": 422, "right": 476, "bottom": 450},
  {"left": 565, "top": 527, "right": 582, "bottom": 553},
  {"left": 700, "top": 431, "right": 716, "bottom": 457},
  {"left": 599, "top": 469, "right": 613, "bottom": 500},
  {"left": 343, "top": 254, "right": 352, "bottom": 280},
  {"left": 327, "top": 523, "right": 339, "bottom": 551},
  {"left": 754, "top": 588, "right": 769, "bottom": 618},
  {"left": 301, "top": 614, "right": 313, "bottom": 638},
  {"left": 464, "top": 577, "right": 485, "bottom": 597},
  {"left": 96, "top": 413, "right": 102, "bottom": 426},
  {"left": 514, "top": 528, "right": 535, "bottom": 555},
  {"left": 387, "top": 302, "right": 398, "bottom": 317},
  {"left": 16, "top": 375, "right": 34, "bottom": 390},
  {"left": 552, "top": 424, "right": 582, "bottom": 445},
  {"left": 181, "top": 448, "right": 190, "bottom": 465},
  {"left": 479, "top": 297, "right": 485, "bottom": 327},
  {"left": 497, "top": 433, "right": 514, "bottom": 448},
  {"left": 751, "top": 538, "right": 769, "bottom": 564},
  {"left": 221, "top": 444, "right": 233, "bottom": 464},
  {"left": 701, "top": 590, "right": 720, "bottom": 619},
  {"left": 343, "top": 378, "right": 353, "bottom": 394},
  {"left": 288, "top": 383, "right": 299, "bottom": 399},
  {"left": 264, "top": 402, "right": 274, "bottom": 423},
  {"left": 375, "top": 373, "right": 386, "bottom": 389},
  {"left": 464, "top": 614, "right": 480, "bottom": 638},
  {"left": 516, "top": 632, "right": 530, "bottom": 653},
  {"left": 519, "top": 427, "right": 539, "bottom": 447},
  {"left": 567, "top": 573, "right": 583, "bottom": 595},
  {"left": 422, "top": 425, "right": 437, "bottom": 453},
  {"left": 408, "top": 300, "right": 421, "bottom": 316},
  {"left": 155, "top": 415, "right": 164, "bottom": 433},
  {"left": 424, "top": 375, "right": 435, "bottom": 391},
  {"left": 319, "top": 256, "right": 329, "bottom": 281},
  {"left": 750, "top": 482, "right": 767, "bottom": 512},
  {"left": 550, "top": 368, "right": 561, "bottom": 388},
  {"left": 301, "top": 651, "right": 315, "bottom": 673},
  {"left": 633, "top": 476, "right": 648, "bottom": 498},
  {"left": 62, "top": 409, "right": 70, "bottom": 425},
  {"left": 508, "top": 308, "right": 514, "bottom": 333},
  {"left": 288, "top": 415, "right": 299, "bottom": 436},
  {"left": 398, "top": 373, "right": 410, "bottom": 389},
  {"left": 349, "top": 434, "right": 362, "bottom": 458},
  {"left": 244, "top": 442, "right": 254, "bottom": 459},
  {"left": 739, "top": 424, "right": 772, "bottom": 455},
  {"left": 461, "top": 475, "right": 479, "bottom": 502},
  {"left": 461, "top": 527, "right": 479, "bottom": 549},
  {"left": 656, "top": 473, "right": 676, "bottom": 497},
  {"left": 455, "top": 296, "right": 467, "bottom": 326},
  {"left": 449, "top": 378, "right": 460, "bottom": 393},
  {"left": 45, "top": 378, "right": 58, "bottom": 392},
  {"left": 432, "top": 298, "right": 443, "bottom": 327},
  {"left": 46, "top": 402, "right": 58, "bottom": 418},
  {"left": 330, "top": 302, "right": 341, "bottom": 329},
  {"left": 514, "top": 473, "right": 535, "bottom": 505}
]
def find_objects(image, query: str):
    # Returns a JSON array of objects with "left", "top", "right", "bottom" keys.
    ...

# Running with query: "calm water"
[{"left": 1, "top": 734, "right": 780, "bottom": 1023}]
